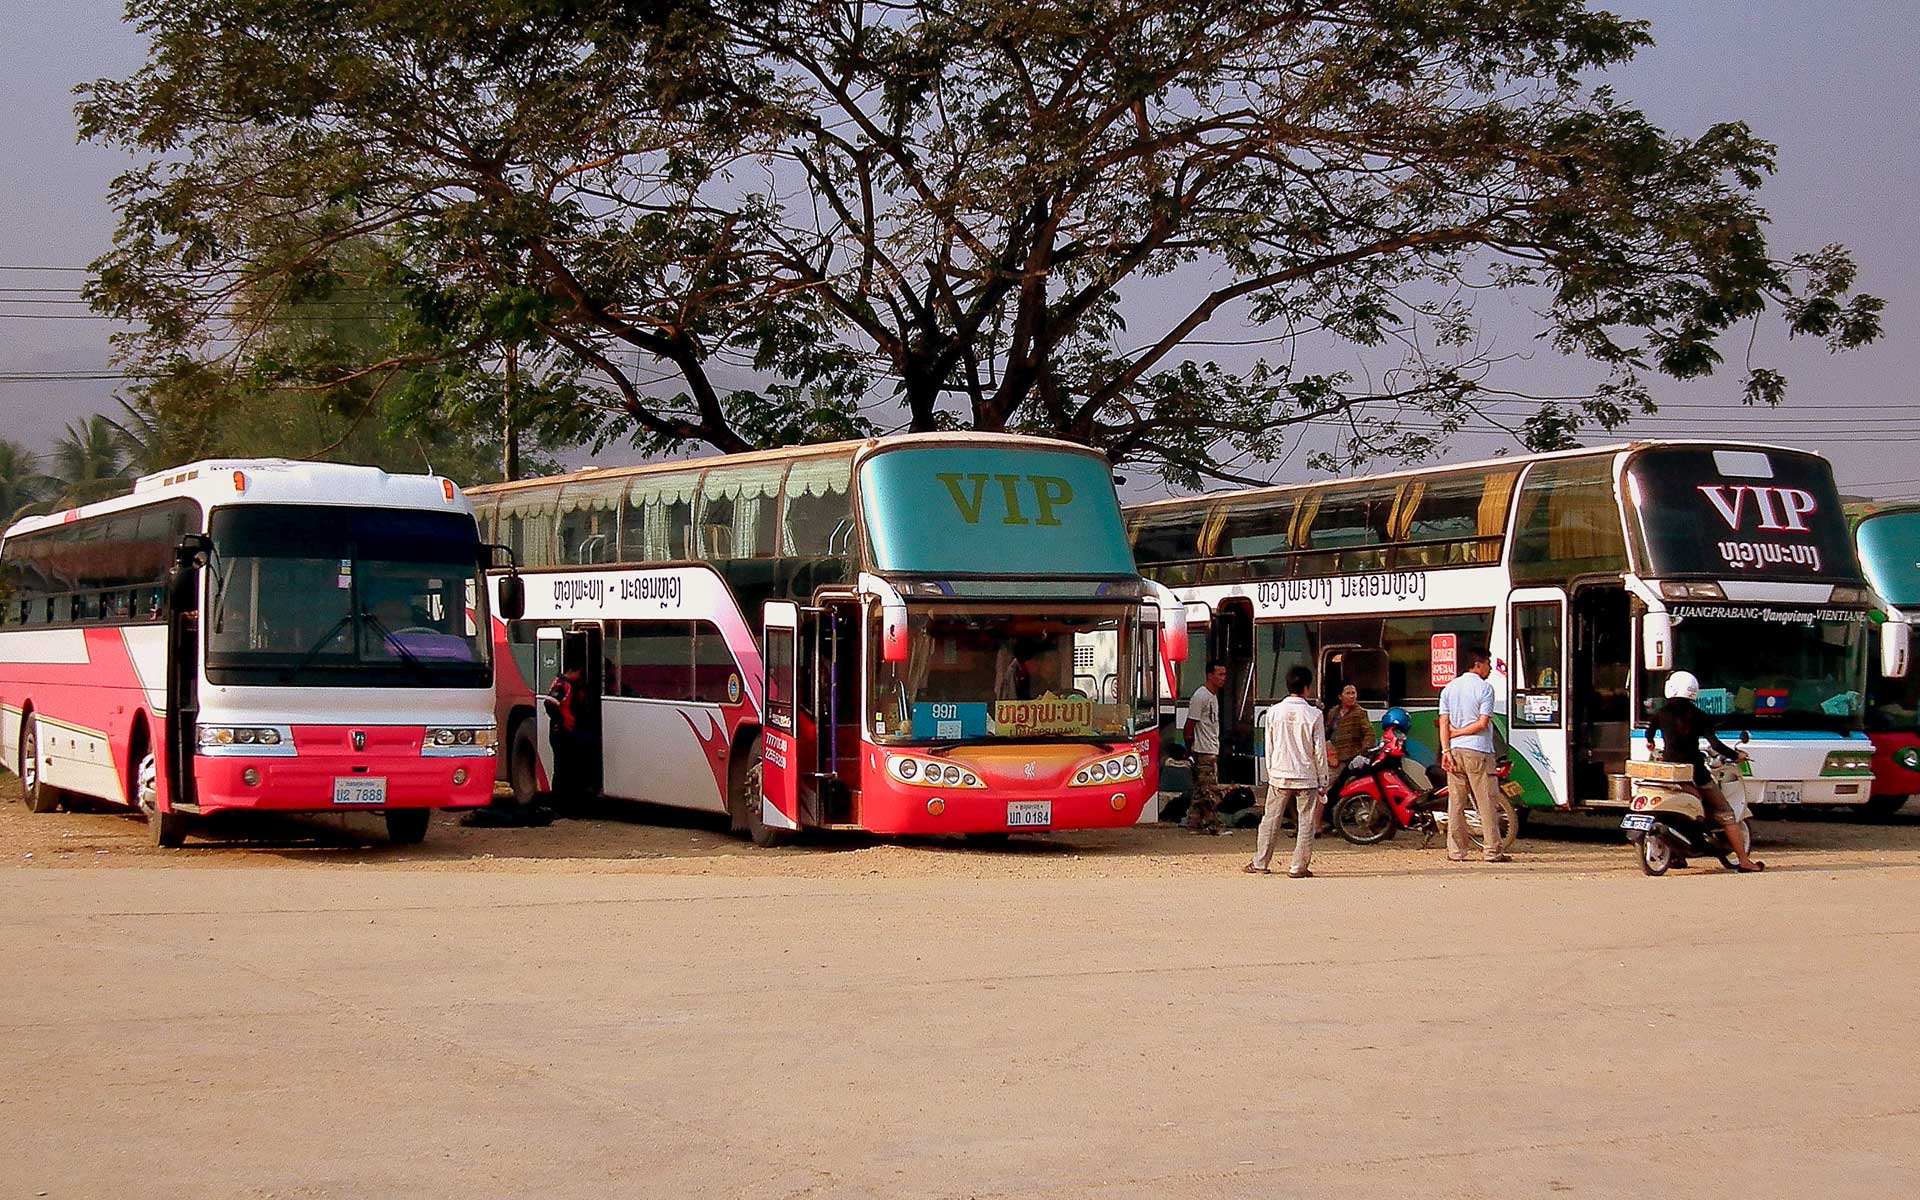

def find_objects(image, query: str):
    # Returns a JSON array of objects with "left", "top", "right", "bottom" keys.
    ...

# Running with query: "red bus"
[{"left": 1, "top": 460, "right": 518, "bottom": 846}]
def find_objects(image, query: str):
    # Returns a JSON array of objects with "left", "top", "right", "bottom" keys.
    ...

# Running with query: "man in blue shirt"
[{"left": 1438, "top": 646, "right": 1510, "bottom": 863}]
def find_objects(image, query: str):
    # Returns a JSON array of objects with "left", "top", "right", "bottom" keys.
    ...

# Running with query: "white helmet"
[{"left": 1664, "top": 670, "right": 1701, "bottom": 700}]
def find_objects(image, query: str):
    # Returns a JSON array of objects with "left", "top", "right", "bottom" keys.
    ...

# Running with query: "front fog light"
[
  {"left": 926, "top": 797, "right": 946, "bottom": 817},
  {"left": 241, "top": 768, "right": 261, "bottom": 787},
  {"left": 1110, "top": 793, "right": 1127, "bottom": 811},
  {"left": 453, "top": 768, "right": 469, "bottom": 786}
]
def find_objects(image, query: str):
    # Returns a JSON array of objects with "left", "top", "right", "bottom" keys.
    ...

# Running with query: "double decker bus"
[
  {"left": 1847, "top": 502, "right": 1920, "bottom": 814},
  {"left": 0, "top": 460, "right": 510, "bottom": 846},
  {"left": 1128, "top": 442, "right": 1886, "bottom": 815},
  {"left": 469, "top": 433, "right": 1184, "bottom": 844}
]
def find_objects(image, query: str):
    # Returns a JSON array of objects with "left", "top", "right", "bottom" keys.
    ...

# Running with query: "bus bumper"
[
  {"left": 857, "top": 779, "right": 1155, "bottom": 835},
  {"left": 192, "top": 754, "right": 496, "bottom": 812}
]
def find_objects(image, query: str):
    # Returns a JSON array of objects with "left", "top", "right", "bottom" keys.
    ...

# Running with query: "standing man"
[
  {"left": 1248, "top": 666, "right": 1330, "bottom": 877},
  {"left": 1438, "top": 647, "right": 1509, "bottom": 863},
  {"left": 1182, "top": 662, "right": 1229, "bottom": 833}
]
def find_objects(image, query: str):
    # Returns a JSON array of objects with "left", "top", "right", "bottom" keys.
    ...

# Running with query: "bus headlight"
[
  {"left": 887, "top": 755, "right": 984, "bottom": 788},
  {"left": 424, "top": 727, "right": 497, "bottom": 756},
  {"left": 196, "top": 726, "right": 295, "bottom": 756},
  {"left": 1071, "top": 752, "right": 1144, "bottom": 785},
  {"left": 1822, "top": 750, "right": 1875, "bottom": 776}
]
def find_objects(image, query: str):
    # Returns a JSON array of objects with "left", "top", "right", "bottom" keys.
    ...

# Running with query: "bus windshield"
[
  {"left": 1656, "top": 604, "right": 1867, "bottom": 731},
  {"left": 1856, "top": 509, "right": 1920, "bottom": 607},
  {"left": 871, "top": 604, "right": 1151, "bottom": 742},
  {"left": 206, "top": 505, "right": 489, "bottom": 687}
]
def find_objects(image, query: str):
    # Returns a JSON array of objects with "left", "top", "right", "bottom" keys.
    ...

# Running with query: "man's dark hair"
[
  {"left": 1286, "top": 665, "right": 1312, "bottom": 696},
  {"left": 1465, "top": 646, "right": 1492, "bottom": 669},
  {"left": 1206, "top": 660, "right": 1228, "bottom": 674}
]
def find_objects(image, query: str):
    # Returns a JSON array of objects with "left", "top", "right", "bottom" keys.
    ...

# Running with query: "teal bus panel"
[{"left": 860, "top": 445, "right": 1134, "bottom": 577}]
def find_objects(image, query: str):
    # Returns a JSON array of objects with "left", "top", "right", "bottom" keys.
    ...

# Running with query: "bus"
[
  {"left": 0, "top": 460, "right": 513, "bottom": 846},
  {"left": 1127, "top": 442, "right": 1890, "bottom": 815},
  {"left": 1848, "top": 501, "right": 1920, "bottom": 814},
  {"left": 467, "top": 433, "right": 1184, "bottom": 844}
]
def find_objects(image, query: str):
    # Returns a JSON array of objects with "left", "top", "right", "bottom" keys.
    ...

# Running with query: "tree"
[
  {"left": 81, "top": 0, "right": 1882, "bottom": 486},
  {"left": 0, "top": 437, "right": 53, "bottom": 522},
  {"left": 47, "top": 416, "right": 135, "bottom": 508}
]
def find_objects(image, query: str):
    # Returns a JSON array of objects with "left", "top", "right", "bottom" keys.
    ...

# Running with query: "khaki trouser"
[
  {"left": 1253, "top": 785, "right": 1320, "bottom": 874},
  {"left": 1447, "top": 746, "right": 1502, "bottom": 861}
]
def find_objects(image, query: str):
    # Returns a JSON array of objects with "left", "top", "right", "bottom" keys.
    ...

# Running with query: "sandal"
[
  {"left": 1288, "top": 868, "right": 1313, "bottom": 879},
  {"left": 1737, "top": 860, "right": 1767, "bottom": 873},
  {"left": 1243, "top": 864, "right": 1271, "bottom": 875}
]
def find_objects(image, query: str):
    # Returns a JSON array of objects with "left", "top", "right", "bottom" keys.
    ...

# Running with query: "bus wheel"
[
  {"left": 20, "top": 715, "right": 61, "bottom": 815},
  {"left": 385, "top": 808, "right": 432, "bottom": 845},
  {"left": 507, "top": 721, "right": 540, "bottom": 807},
  {"left": 138, "top": 750, "right": 189, "bottom": 849},
  {"left": 739, "top": 739, "right": 785, "bottom": 848},
  {"left": 1865, "top": 795, "right": 1909, "bottom": 819}
]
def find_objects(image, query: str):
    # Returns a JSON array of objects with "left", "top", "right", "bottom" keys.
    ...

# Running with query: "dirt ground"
[
  {"left": 7, "top": 778, "right": 1920, "bottom": 1198},
  {"left": 3, "top": 775, "right": 1916, "bottom": 879}
]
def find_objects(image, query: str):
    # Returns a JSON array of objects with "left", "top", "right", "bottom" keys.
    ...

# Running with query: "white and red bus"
[
  {"left": 0, "top": 460, "right": 515, "bottom": 846},
  {"left": 469, "top": 433, "right": 1186, "bottom": 844}
]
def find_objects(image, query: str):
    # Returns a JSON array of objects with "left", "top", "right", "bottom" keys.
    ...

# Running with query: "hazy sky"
[{"left": 1, "top": 1, "right": 1915, "bottom": 499}]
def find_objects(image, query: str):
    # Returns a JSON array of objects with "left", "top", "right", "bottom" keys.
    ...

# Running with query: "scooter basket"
[{"left": 1624, "top": 760, "right": 1693, "bottom": 783}]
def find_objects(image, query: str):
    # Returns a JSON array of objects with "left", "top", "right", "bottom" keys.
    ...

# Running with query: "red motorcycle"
[{"left": 1330, "top": 744, "right": 1519, "bottom": 850}]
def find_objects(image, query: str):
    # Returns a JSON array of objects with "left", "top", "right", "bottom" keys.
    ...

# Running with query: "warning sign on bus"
[{"left": 1430, "top": 634, "right": 1457, "bottom": 688}]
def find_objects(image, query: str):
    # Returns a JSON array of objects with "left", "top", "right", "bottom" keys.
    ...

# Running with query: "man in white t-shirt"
[
  {"left": 1182, "top": 662, "right": 1228, "bottom": 833},
  {"left": 1438, "top": 646, "right": 1509, "bottom": 863}
]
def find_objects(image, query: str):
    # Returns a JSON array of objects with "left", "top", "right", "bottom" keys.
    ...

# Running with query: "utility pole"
[{"left": 502, "top": 343, "right": 520, "bottom": 483}]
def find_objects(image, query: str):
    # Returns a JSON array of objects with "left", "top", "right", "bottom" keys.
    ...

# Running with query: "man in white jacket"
[{"left": 1246, "top": 665, "right": 1330, "bottom": 878}]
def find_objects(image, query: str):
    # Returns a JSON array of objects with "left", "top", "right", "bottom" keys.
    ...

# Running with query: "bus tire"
[
  {"left": 19, "top": 714, "right": 61, "bottom": 815},
  {"left": 385, "top": 808, "right": 431, "bottom": 845},
  {"left": 1865, "top": 795, "right": 1909, "bottom": 819},
  {"left": 507, "top": 720, "right": 540, "bottom": 807},
  {"left": 738, "top": 735, "right": 786, "bottom": 848}
]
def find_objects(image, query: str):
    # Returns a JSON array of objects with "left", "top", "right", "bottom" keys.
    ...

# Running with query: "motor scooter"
[
  {"left": 1621, "top": 736, "right": 1755, "bottom": 876},
  {"left": 1332, "top": 745, "right": 1521, "bottom": 851}
]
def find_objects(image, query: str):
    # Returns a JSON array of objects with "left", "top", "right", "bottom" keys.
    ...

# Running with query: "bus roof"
[
  {"left": 463, "top": 431, "right": 1111, "bottom": 500},
  {"left": 2, "top": 458, "right": 473, "bottom": 542},
  {"left": 1123, "top": 438, "right": 1815, "bottom": 515}
]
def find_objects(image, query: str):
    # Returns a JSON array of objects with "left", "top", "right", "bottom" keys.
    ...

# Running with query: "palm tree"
[
  {"left": 0, "top": 436, "right": 52, "bottom": 521},
  {"left": 47, "top": 415, "right": 134, "bottom": 508}
]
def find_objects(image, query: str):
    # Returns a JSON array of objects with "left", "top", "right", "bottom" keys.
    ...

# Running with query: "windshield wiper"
[
  {"left": 359, "top": 609, "right": 432, "bottom": 681},
  {"left": 280, "top": 613, "right": 355, "bottom": 683}
]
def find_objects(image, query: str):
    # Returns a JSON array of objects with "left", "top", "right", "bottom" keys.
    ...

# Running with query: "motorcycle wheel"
[
  {"left": 1466, "top": 796, "right": 1520, "bottom": 853},
  {"left": 1640, "top": 832, "right": 1674, "bottom": 876},
  {"left": 1334, "top": 793, "right": 1396, "bottom": 845}
]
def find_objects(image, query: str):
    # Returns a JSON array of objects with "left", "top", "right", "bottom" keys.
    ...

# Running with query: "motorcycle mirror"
[{"left": 1739, "top": 730, "right": 1751, "bottom": 745}]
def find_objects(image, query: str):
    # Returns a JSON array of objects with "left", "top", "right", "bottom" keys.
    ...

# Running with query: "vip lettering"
[
  {"left": 1698, "top": 485, "right": 1819, "bottom": 533},
  {"left": 552, "top": 578, "right": 605, "bottom": 609},
  {"left": 618, "top": 575, "right": 683, "bottom": 607},
  {"left": 935, "top": 473, "right": 1075, "bottom": 527},
  {"left": 1715, "top": 541, "right": 1823, "bottom": 572}
]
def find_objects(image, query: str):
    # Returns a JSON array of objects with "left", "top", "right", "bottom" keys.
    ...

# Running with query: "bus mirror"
[
  {"left": 498, "top": 574, "right": 527, "bottom": 622},
  {"left": 1882, "top": 620, "right": 1910, "bottom": 679},
  {"left": 1642, "top": 611, "right": 1673, "bottom": 672},
  {"left": 881, "top": 602, "right": 910, "bottom": 663},
  {"left": 173, "top": 533, "right": 212, "bottom": 569}
]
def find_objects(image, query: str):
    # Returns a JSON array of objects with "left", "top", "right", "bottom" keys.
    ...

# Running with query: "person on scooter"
[{"left": 1651, "top": 670, "right": 1764, "bottom": 873}]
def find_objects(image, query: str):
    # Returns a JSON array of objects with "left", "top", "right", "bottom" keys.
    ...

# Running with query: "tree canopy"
[{"left": 81, "top": 0, "right": 1883, "bottom": 486}]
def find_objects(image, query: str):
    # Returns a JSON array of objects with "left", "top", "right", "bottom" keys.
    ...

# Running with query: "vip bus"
[
  {"left": 0, "top": 461, "right": 510, "bottom": 846},
  {"left": 1847, "top": 501, "right": 1920, "bottom": 814},
  {"left": 1127, "top": 442, "right": 1889, "bottom": 815},
  {"left": 467, "top": 433, "right": 1185, "bottom": 844}
]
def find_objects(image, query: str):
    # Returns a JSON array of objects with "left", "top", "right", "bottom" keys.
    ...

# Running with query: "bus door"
[
  {"left": 164, "top": 534, "right": 211, "bottom": 809},
  {"left": 760, "top": 602, "right": 807, "bottom": 832},
  {"left": 562, "top": 622, "right": 605, "bottom": 796},
  {"left": 1508, "top": 589, "right": 1570, "bottom": 808},
  {"left": 1571, "top": 584, "right": 1634, "bottom": 802},
  {"left": 1214, "top": 599, "right": 1258, "bottom": 794},
  {"left": 533, "top": 626, "right": 563, "bottom": 782},
  {"left": 813, "top": 599, "right": 864, "bottom": 825}
]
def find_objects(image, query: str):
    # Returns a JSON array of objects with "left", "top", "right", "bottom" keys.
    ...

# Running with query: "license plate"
[
  {"left": 1006, "top": 800, "right": 1052, "bottom": 828},
  {"left": 1501, "top": 780, "right": 1525, "bottom": 799},
  {"left": 1621, "top": 813, "right": 1657, "bottom": 831},
  {"left": 333, "top": 777, "right": 388, "bottom": 805},
  {"left": 1763, "top": 782, "right": 1802, "bottom": 805}
]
